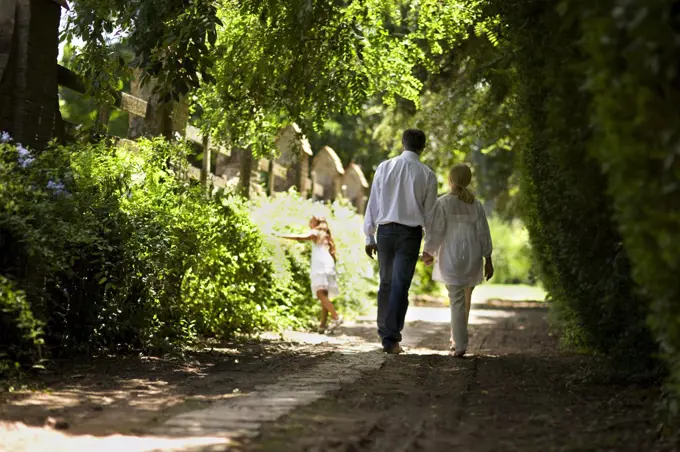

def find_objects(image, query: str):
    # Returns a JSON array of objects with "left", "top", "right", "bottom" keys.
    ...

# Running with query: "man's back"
[{"left": 363, "top": 151, "right": 438, "bottom": 244}]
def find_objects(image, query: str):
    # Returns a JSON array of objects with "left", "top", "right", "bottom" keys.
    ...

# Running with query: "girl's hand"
[{"left": 421, "top": 252, "right": 435, "bottom": 266}]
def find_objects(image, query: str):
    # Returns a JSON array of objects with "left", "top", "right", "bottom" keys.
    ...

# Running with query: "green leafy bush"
[
  {"left": 411, "top": 261, "right": 441, "bottom": 297},
  {"left": 251, "top": 191, "right": 376, "bottom": 326},
  {"left": 0, "top": 276, "right": 43, "bottom": 376},
  {"left": 567, "top": 0, "right": 680, "bottom": 421},
  {"left": 486, "top": 217, "right": 535, "bottom": 285},
  {"left": 495, "top": 0, "right": 657, "bottom": 369},
  {"left": 0, "top": 137, "right": 330, "bottom": 368},
  {"left": 0, "top": 136, "right": 376, "bottom": 371}
]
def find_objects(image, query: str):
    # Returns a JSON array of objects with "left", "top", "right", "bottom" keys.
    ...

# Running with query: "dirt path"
[
  {"left": 0, "top": 299, "right": 675, "bottom": 451},
  {"left": 245, "top": 304, "right": 671, "bottom": 452}
]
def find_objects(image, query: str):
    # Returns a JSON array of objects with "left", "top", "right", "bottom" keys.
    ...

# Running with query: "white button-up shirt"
[{"left": 363, "top": 151, "right": 438, "bottom": 245}]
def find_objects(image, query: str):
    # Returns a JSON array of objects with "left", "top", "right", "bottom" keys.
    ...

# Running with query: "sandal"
[{"left": 327, "top": 316, "right": 344, "bottom": 333}]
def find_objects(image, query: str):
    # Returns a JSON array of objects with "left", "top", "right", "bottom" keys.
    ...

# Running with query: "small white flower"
[
  {"left": 46, "top": 180, "right": 64, "bottom": 190},
  {"left": 19, "top": 157, "right": 34, "bottom": 168},
  {"left": 0, "top": 131, "right": 11, "bottom": 143},
  {"left": 16, "top": 144, "right": 30, "bottom": 158},
  {"left": 16, "top": 143, "right": 34, "bottom": 167},
  {"left": 46, "top": 180, "right": 67, "bottom": 195}
]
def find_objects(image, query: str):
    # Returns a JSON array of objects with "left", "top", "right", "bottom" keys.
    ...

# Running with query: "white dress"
[
  {"left": 310, "top": 238, "right": 339, "bottom": 297},
  {"left": 424, "top": 195, "right": 493, "bottom": 287}
]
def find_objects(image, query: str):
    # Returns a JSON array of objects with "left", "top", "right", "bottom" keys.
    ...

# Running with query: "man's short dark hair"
[{"left": 402, "top": 129, "right": 426, "bottom": 152}]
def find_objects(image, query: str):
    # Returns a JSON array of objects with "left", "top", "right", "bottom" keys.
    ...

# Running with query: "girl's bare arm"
[{"left": 278, "top": 232, "right": 316, "bottom": 242}]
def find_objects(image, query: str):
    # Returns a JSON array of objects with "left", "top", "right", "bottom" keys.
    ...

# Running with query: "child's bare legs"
[
  {"left": 320, "top": 307, "right": 329, "bottom": 330},
  {"left": 316, "top": 290, "right": 339, "bottom": 321}
]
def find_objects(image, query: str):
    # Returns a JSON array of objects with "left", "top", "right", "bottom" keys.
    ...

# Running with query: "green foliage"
[
  {"left": 63, "top": 0, "right": 220, "bottom": 102},
  {"left": 493, "top": 0, "right": 656, "bottom": 369},
  {"left": 193, "top": 0, "right": 490, "bottom": 154},
  {"left": 411, "top": 261, "right": 441, "bottom": 298},
  {"left": 58, "top": 44, "right": 130, "bottom": 137},
  {"left": 486, "top": 217, "right": 535, "bottom": 285},
  {"left": 562, "top": 0, "right": 680, "bottom": 423},
  {"left": 195, "top": 0, "right": 416, "bottom": 153},
  {"left": 1, "top": 137, "right": 349, "bottom": 368},
  {"left": 251, "top": 191, "right": 375, "bottom": 324},
  {"left": 0, "top": 276, "right": 44, "bottom": 376}
]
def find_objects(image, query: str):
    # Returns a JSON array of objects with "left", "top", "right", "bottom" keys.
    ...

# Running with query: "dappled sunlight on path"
[
  {"left": 2, "top": 302, "right": 505, "bottom": 451},
  {"left": 4, "top": 296, "right": 665, "bottom": 452},
  {"left": 0, "top": 425, "right": 230, "bottom": 452}
]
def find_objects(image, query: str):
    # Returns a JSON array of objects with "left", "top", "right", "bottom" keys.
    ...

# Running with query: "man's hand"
[
  {"left": 365, "top": 244, "right": 378, "bottom": 259},
  {"left": 421, "top": 252, "right": 435, "bottom": 266},
  {"left": 484, "top": 258, "right": 494, "bottom": 281}
]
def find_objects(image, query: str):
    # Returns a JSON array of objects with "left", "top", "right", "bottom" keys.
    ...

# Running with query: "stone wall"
[
  {"left": 342, "top": 163, "right": 368, "bottom": 214},
  {"left": 311, "top": 146, "right": 344, "bottom": 202},
  {"left": 273, "top": 124, "right": 312, "bottom": 193}
]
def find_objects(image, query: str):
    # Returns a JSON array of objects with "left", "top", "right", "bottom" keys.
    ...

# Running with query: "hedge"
[
  {"left": 569, "top": 0, "right": 680, "bottom": 420},
  {"left": 496, "top": 0, "right": 657, "bottom": 368}
]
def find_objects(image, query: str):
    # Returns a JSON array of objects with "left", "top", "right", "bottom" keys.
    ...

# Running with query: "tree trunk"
[
  {"left": 238, "top": 148, "right": 253, "bottom": 199},
  {"left": 267, "top": 159, "right": 275, "bottom": 196},
  {"left": 200, "top": 133, "right": 211, "bottom": 190},
  {"left": 95, "top": 104, "right": 110, "bottom": 134}
]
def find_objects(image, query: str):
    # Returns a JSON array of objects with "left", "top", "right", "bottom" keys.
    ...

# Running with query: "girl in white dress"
[
  {"left": 279, "top": 216, "right": 343, "bottom": 333},
  {"left": 422, "top": 164, "right": 494, "bottom": 357}
]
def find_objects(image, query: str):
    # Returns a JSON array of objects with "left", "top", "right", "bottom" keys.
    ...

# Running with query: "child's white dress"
[
  {"left": 424, "top": 194, "right": 493, "bottom": 286},
  {"left": 310, "top": 239, "right": 339, "bottom": 297}
]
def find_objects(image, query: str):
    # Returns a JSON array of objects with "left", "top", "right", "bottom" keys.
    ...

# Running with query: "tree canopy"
[{"left": 63, "top": 1, "right": 490, "bottom": 151}]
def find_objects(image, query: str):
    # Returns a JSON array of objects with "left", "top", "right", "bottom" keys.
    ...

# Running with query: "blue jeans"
[{"left": 377, "top": 223, "right": 423, "bottom": 348}]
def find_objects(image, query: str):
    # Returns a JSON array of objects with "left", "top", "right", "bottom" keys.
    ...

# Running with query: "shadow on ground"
[
  {"left": 0, "top": 340, "right": 331, "bottom": 436},
  {"left": 2, "top": 299, "right": 674, "bottom": 452},
  {"left": 240, "top": 305, "right": 673, "bottom": 452}
]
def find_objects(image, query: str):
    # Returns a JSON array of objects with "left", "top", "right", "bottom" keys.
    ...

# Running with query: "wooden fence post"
[{"left": 200, "top": 132, "right": 211, "bottom": 189}]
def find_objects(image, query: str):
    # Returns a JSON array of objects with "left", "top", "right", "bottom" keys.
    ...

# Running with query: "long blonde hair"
[
  {"left": 311, "top": 216, "right": 337, "bottom": 262},
  {"left": 449, "top": 164, "right": 476, "bottom": 204}
]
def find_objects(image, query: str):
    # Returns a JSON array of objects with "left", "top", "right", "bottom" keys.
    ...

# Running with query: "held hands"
[
  {"left": 484, "top": 258, "right": 494, "bottom": 281},
  {"left": 421, "top": 252, "right": 435, "bottom": 267},
  {"left": 365, "top": 244, "right": 378, "bottom": 259}
]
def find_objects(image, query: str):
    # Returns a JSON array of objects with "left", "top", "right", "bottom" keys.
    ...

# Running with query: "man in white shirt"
[{"left": 364, "top": 129, "right": 438, "bottom": 353}]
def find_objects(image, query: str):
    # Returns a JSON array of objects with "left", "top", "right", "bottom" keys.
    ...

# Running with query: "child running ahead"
[
  {"left": 422, "top": 164, "right": 494, "bottom": 357},
  {"left": 279, "top": 216, "right": 343, "bottom": 333}
]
